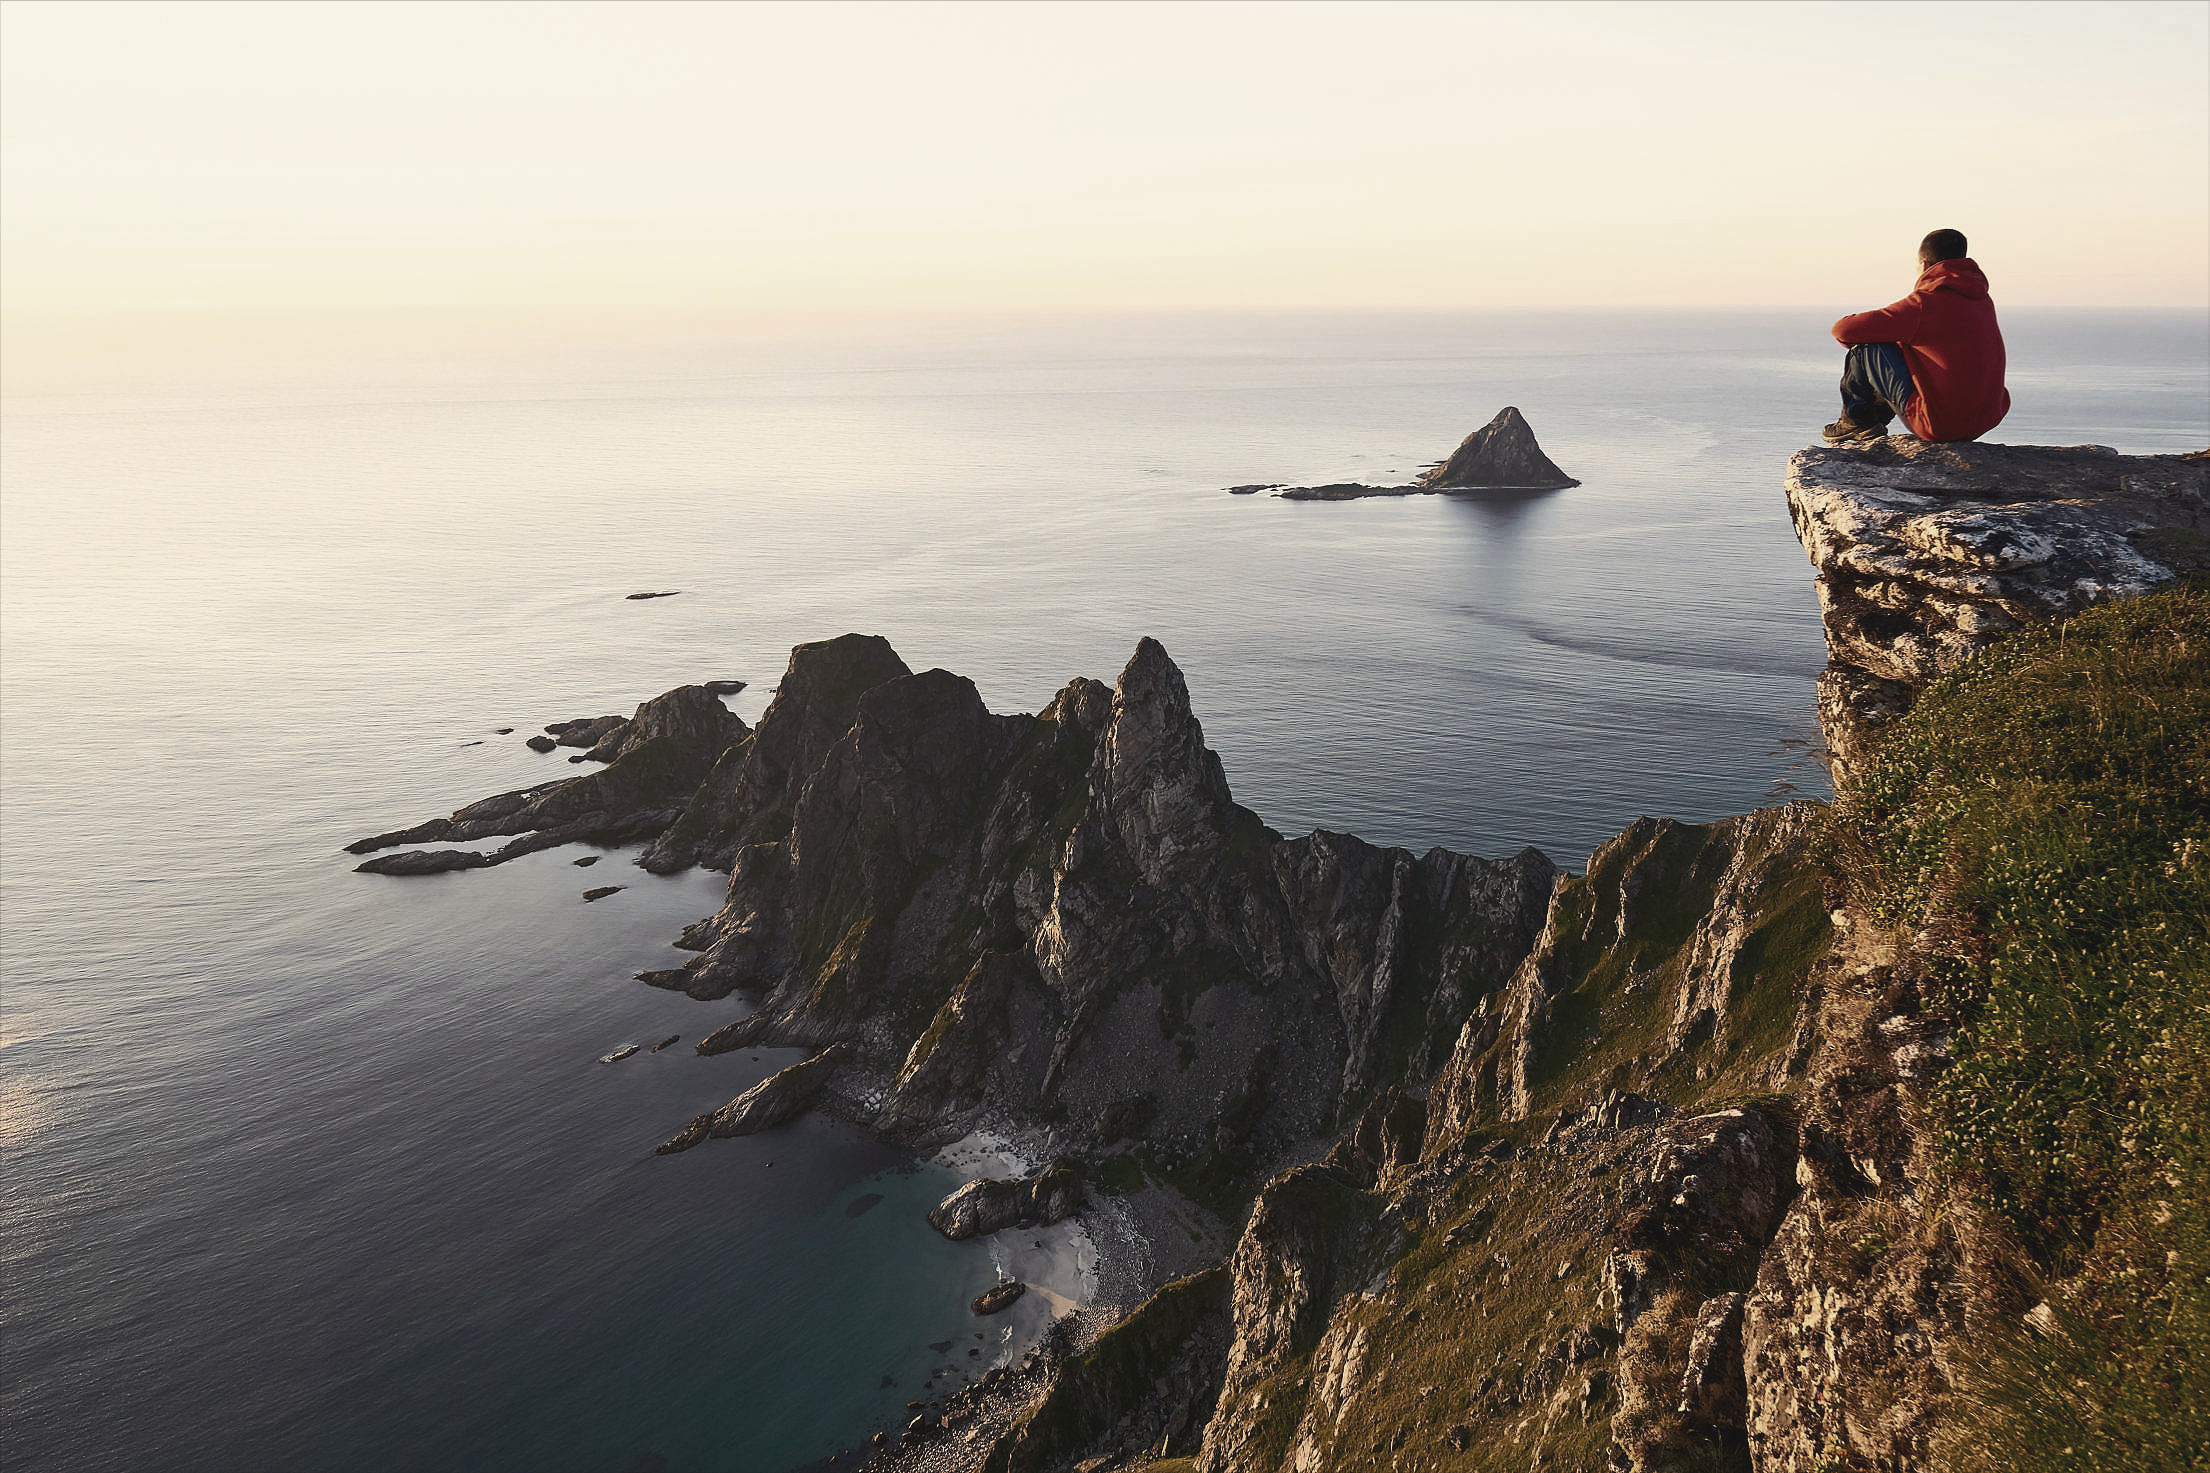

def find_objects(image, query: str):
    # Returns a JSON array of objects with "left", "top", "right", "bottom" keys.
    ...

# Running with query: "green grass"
[{"left": 1842, "top": 584, "right": 2209, "bottom": 1470}]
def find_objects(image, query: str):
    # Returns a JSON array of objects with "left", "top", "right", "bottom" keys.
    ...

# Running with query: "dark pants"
[{"left": 1839, "top": 342, "right": 1916, "bottom": 424}]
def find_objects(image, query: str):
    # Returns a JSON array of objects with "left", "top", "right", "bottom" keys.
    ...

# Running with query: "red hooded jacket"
[{"left": 1832, "top": 258, "right": 2010, "bottom": 442}]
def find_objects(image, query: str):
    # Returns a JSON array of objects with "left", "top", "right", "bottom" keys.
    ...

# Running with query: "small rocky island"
[{"left": 1233, "top": 405, "right": 1580, "bottom": 500}]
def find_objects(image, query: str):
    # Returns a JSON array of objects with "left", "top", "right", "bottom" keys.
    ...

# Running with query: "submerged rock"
[
  {"left": 582, "top": 886, "right": 623, "bottom": 902},
  {"left": 600, "top": 1044, "right": 640, "bottom": 1064},
  {"left": 354, "top": 848, "right": 488, "bottom": 876}
]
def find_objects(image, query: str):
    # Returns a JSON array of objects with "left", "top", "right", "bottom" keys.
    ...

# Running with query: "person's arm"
[{"left": 1832, "top": 294, "right": 1924, "bottom": 344}]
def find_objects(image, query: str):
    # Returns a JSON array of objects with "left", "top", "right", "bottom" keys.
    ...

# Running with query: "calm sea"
[{"left": 3, "top": 307, "right": 2204, "bottom": 1473}]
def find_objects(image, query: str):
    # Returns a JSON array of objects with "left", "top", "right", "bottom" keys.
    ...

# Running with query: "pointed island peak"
[
  {"left": 1416, "top": 405, "right": 1580, "bottom": 491},
  {"left": 1254, "top": 405, "right": 1580, "bottom": 500}
]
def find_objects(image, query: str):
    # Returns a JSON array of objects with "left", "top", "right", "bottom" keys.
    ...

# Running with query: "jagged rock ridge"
[{"left": 656, "top": 633, "right": 1558, "bottom": 1164}]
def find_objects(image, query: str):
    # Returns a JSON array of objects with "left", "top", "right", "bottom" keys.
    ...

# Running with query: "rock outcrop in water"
[
  {"left": 1786, "top": 437, "right": 2206, "bottom": 781},
  {"left": 1415, "top": 405, "right": 1581, "bottom": 491},
  {"left": 710, "top": 1043, "right": 851, "bottom": 1136},
  {"left": 348, "top": 684, "right": 747, "bottom": 874},
  {"left": 1256, "top": 406, "right": 1579, "bottom": 500}
]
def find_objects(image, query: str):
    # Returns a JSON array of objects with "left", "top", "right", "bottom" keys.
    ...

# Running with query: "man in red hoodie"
[{"left": 1824, "top": 229, "right": 2010, "bottom": 445}]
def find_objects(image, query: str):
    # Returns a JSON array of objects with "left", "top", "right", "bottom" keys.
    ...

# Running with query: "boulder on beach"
[
  {"left": 971, "top": 1281, "right": 1026, "bottom": 1316},
  {"left": 927, "top": 1163, "right": 1084, "bottom": 1240}
]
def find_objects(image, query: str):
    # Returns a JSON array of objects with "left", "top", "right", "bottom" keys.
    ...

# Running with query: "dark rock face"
[
  {"left": 1416, "top": 406, "right": 1580, "bottom": 490},
  {"left": 653, "top": 634, "right": 1555, "bottom": 1162},
  {"left": 548, "top": 714, "right": 627, "bottom": 751},
  {"left": 637, "top": 634, "right": 912, "bottom": 875},
  {"left": 707, "top": 1043, "right": 850, "bottom": 1137},
  {"left": 927, "top": 1165, "right": 1085, "bottom": 1241},
  {"left": 347, "top": 684, "right": 747, "bottom": 874},
  {"left": 984, "top": 1266, "right": 1232, "bottom": 1473},
  {"left": 1787, "top": 439, "right": 2207, "bottom": 782}
]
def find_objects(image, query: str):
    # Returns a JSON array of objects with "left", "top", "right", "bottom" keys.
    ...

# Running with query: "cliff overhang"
[{"left": 1785, "top": 437, "right": 2206, "bottom": 781}]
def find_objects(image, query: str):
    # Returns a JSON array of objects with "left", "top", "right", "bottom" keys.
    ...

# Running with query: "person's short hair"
[{"left": 1920, "top": 229, "right": 1968, "bottom": 265}]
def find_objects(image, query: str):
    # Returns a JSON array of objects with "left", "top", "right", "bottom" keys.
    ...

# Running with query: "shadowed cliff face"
[{"left": 646, "top": 633, "right": 1557, "bottom": 1171}]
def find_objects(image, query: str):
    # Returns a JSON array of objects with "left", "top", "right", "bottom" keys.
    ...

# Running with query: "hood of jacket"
[{"left": 1916, "top": 257, "right": 1991, "bottom": 299}]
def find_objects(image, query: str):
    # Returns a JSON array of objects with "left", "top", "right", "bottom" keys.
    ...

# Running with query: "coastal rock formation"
[
  {"left": 1416, "top": 405, "right": 1580, "bottom": 491},
  {"left": 347, "top": 683, "right": 747, "bottom": 873},
  {"left": 928, "top": 1166, "right": 1085, "bottom": 1241},
  {"left": 709, "top": 1043, "right": 851, "bottom": 1137},
  {"left": 1786, "top": 438, "right": 2206, "bottom": 779},
  {"left": 652, "top": 633, "right": 1557, "bottom": 1166}
]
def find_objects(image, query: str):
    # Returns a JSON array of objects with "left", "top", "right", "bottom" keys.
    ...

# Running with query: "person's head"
[{"left": 1919, "top": 229, "right": 1968, "bottom": 266}]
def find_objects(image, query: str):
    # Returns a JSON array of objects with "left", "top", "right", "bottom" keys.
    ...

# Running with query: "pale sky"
[{"left": 2, "top": 0, "right": 2206, "bottom": 314}]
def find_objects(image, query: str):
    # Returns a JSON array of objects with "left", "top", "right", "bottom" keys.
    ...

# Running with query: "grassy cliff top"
[{"left": 1843, "top": 580, "right": 2208, "bottom": 1471}]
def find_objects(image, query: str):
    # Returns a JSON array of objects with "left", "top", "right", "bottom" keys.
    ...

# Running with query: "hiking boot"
[{"left": 1821, "top": 409, "right": 1890, "bottom": 446}]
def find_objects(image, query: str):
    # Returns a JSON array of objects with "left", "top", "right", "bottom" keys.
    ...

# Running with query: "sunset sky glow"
[{"left": 3, "top": 0, "right": 2206, "bottom": 315}]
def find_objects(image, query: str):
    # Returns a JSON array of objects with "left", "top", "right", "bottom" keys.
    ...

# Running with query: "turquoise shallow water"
[{"left": 3, "top": 307, "right": 2203, "bottom": 1472}]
